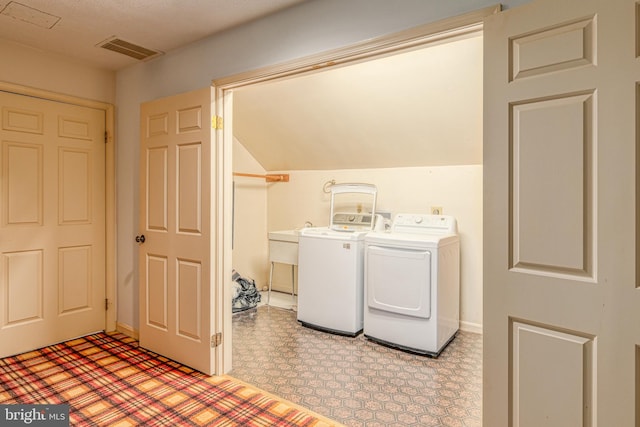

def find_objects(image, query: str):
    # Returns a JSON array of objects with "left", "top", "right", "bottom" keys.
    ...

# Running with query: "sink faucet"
[{"left": 304, "top": 221, "right": 313, "bottom": 228}]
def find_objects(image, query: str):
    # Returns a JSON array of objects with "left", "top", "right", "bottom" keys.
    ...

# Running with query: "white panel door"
[
  {"left": 484, "top": 0, "right": 639, "bottom": 425},
  {"left": 0, "top": 91, "right": 106, "bottom": 357},
  {"left": 139, "top": 87, "right": 217, "bottom": 375}
]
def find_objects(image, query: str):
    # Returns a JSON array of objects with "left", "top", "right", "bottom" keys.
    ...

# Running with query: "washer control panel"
[
  {"left": 331, "top": 212, "right": 373, "bottom": 231},
  {"left": 392, "top": 213, "right": 457, "bottom": 234}
]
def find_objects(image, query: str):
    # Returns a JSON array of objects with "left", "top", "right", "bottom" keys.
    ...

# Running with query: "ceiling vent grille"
[{"left": 97, "top": 37, "right": 162, "bottom": 61}]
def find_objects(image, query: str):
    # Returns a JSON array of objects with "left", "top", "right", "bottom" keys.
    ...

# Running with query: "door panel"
[
  {"left": 139, "top": 87, "right": 216, "bottom": 375},
  {"left": 59, "top": 245, "right": 92, "bottom": 313},
  {"left": 484, "top": 0, "right": 639, "bottom": 425},
  {"left": 4, "top": 142, "right": 42, "bottom": 224},
  {"left": 60, "top": 148, "right": 93, "bottom": 223},
  {"left": 5, "top": 250, "right": 42, "bottom": 324},
  {"left": 511, "top": 321, "right": 594, "bottom": 427},
  {"left": 146, "top": 146, "right": 168, "bottom": 231},
  {"left": 177, "top": 142, "right": 202, "bottom": 233},
  {"left": 146, "top": 255, "right": 168, "bottom": 329},
  {"left": 509, "top": 18, "right": 595, "bottom": 81},
  {"left": 0, "top": 91, "right": 106, "bottom": 357},
  {"left": 511, "top": 92, "right": 594, "bottom": 277}
]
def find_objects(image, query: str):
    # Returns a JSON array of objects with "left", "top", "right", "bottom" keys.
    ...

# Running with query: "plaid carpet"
[{"left": 0, "top": 333, "right": 343, "bottom": 426}]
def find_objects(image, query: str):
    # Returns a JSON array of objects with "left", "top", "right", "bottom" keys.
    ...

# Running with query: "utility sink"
[
  {"left": 268, "top": 229, "right": 299, "bottom": 243},
  {"left": 268, "top": 229, "right": 299, "bottom": 265}
]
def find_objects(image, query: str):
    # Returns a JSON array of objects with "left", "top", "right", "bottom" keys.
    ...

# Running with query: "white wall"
[
  {"left": 232, "top": 139, "right": 268, "bottom": 285},
  {"left": 115, "top": 0, "right": 531, "bottom": 330},
  {"left": 0, "top": 39, "right": 115, "bottom": 103},
  {"left": 265, "top": 166, "right": 483, "bottom": 331}
]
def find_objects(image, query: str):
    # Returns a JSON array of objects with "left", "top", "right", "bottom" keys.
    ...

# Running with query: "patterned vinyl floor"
[{"left": 231, "top": 302, "right": 482, "bottom": 427}]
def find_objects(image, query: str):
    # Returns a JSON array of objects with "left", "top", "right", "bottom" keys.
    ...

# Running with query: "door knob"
[{"left": 135, "top": 234, "right": 146, "bottom": 243}]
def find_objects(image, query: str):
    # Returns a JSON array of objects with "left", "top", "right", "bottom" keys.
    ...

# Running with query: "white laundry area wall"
[
  {"left": 232, "top": 143, "right": 483, "bottom": 333},
  {"left": 232, "top": 139, "right": 269, "bottom": 283}
]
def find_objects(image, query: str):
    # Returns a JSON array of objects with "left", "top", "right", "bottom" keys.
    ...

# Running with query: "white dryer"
[{"left": 364, "top": 213, "right": 459, "bottom": 356}]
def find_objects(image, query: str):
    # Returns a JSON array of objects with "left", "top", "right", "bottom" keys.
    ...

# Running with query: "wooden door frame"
[
  {"left": 213, "top": 5, "right": 499, "bottom": 374},
  {"left": 0, "top": 81, "right": 117, "bottom": 332}
]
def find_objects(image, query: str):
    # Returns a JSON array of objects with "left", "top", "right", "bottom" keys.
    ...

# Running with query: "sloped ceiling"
[{"left": 232, "top": 32, "right": 483, "bottom": 172}]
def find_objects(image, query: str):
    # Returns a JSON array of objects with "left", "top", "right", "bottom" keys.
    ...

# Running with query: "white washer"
[
  {"left": 297, "top": 183, "right": 377, "bottom": 336},
  {"left": 297, "top": 227, "right": 368, "bottom": 336},
  {"left": 364, "top": 213, "right": 460, "bottom": 356}
]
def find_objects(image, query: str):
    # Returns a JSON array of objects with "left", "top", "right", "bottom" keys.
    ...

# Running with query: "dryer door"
[{"left": 366, "top": 245, "right": 431, "bottom": 319}]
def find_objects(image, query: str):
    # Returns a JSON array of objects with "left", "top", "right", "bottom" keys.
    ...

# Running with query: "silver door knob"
[{"left": 135, "top": 235, "right": 146, "bottom": 243}]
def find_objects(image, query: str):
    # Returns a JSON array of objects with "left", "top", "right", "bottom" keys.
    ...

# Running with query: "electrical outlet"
[{"left": 431, "top": 206, "right": 443, "bottom": 215}]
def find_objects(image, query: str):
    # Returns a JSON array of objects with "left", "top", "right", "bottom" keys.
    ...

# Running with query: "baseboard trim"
[
  {"left": 460, "top": 320, "right": 483, "bottom": 335},
  {"left": 116, "top": 322, "right": 139, "bottom": 340}
]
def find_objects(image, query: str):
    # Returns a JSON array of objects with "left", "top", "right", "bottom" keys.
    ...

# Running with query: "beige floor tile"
[{"left": 231, "top": 303, "right": 482, "bottom": 427}]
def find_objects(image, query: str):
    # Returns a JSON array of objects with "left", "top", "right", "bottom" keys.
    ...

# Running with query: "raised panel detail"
[
  {"left": 510, "top": 92, "right": 594, "bottom": 279},
  {"left": 177, "top": 143, "right": 201, "bottom": 234},
  {"left": 58, "top": 116, "right": 91, "bottom": 141},
  {"left": 147, "top": 113, "right": 168, "bottom": 137},
  {"left": 637, "top": 83, "right": 640, "bottom": 288},
  {"left": 146, "top": 147, "right": 168, "bottom": 231},
  {"left": 2, "top": 141, "right": 43, "bottom": 226},
  {"left": 636, "top": 345, "right": 640, "bottom": 423},
  {"left": 176, "top": 107, "right": 202, "bottom": 133},
  {"left": 59, "top": 246, "right": 91, "bottom": 314},
  {"left": 510, "top": 17, "right": 595, "bottom": 81},
  {"left": 177, "top": 259, "right": 201, "bottom": 340},
  {"left": 59, "top": 148, "right": 92, "bottom": 224},
  {"left": 2, "top": 107, "right": 43, "bottom": 134},
  {"left": 636, "top": 3, "right": 640, "bottom": 58},
  {"left": 146, "top": 255, "right": 168, "bottom": 330},
  {"left": 2, "top": 250, "right": 43, "bottom": 326},
  {"left": 511, "top": 320, "right": 594, "bottom": 427}
]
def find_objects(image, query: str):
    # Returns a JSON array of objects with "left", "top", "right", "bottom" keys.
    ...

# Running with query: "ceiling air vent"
[{"left": 97, "top": 37, "right": 162, "bottom": 61}]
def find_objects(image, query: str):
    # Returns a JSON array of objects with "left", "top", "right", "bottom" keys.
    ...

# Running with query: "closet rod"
[{"left": 233, "top": 172, "right": 290, "bottom": 182}]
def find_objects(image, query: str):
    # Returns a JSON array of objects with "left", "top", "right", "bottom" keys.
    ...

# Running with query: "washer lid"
[
  {"left": 299, "top": 226, "right": 369, "bottom": 241},
  {"left": 329, "top": 183, "right": 377, "bottom": 231}
]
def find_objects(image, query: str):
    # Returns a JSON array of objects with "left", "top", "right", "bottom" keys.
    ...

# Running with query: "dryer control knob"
[{"left": 414, "top": 216, "right": 423, "bottom": 224}]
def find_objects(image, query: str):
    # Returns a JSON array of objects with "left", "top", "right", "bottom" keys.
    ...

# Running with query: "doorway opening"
[{"left": 214, "top": 6, "right": 495, "bottom": 375}]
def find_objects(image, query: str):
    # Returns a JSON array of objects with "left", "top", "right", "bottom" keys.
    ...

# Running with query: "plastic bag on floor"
[{"left": 232, "top": 269, "right": 261, "bottom": 313}]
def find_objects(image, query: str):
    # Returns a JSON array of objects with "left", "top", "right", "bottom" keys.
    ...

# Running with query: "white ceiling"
[
  {"left": 233, "top": 32, "right": 484, "bottom": 171},
  {"left": 0, "top": 0, "right": 306, "bottom": 70}
]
